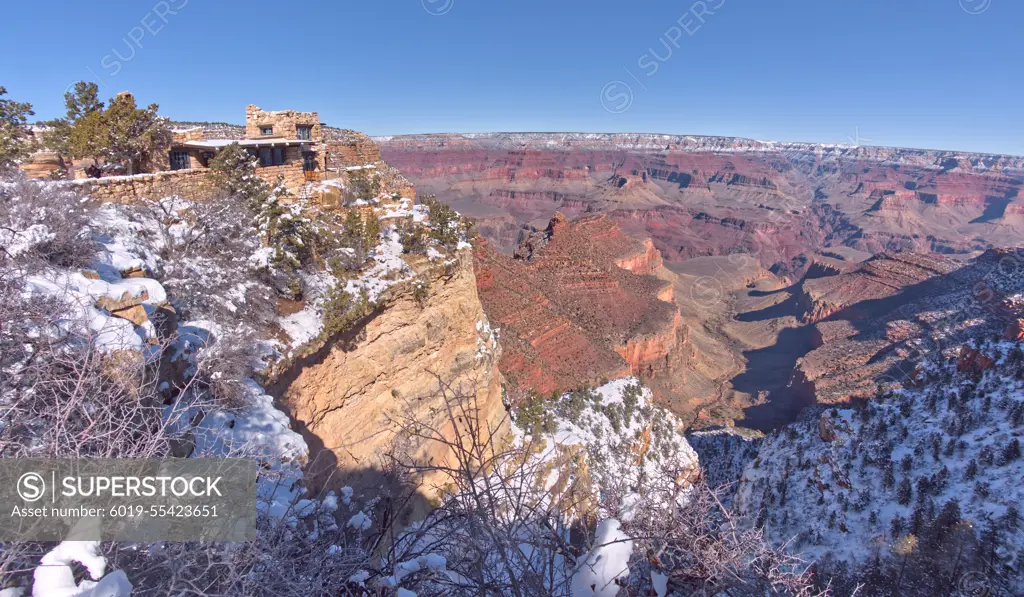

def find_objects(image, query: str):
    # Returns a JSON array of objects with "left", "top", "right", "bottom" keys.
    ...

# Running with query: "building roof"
[{"left": 177, "top": 138, "right": 316, "bottom": 150}]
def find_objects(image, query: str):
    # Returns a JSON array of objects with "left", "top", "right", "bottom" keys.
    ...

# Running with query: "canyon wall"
[
  {"left": 475, "top": 213, "right": 688, "bottom": 398},
  {"left": 791, "top": 250, "right": 1023, "bottom": 405},
  {"left": 275, "top": 251, "right": 505, "bottom": 503},
  {"left": 377, "top": 132, "right": 1024, "bottom": 274}
]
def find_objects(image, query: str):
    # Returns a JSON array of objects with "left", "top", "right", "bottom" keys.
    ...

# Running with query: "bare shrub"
[
  {"left": 126, "top": 193, "right": 276, "bottom": 329},
  {"left": 0, "top": 172, "right": 95, "bottom": 270},
  {"left": 384, "top": 377, "right": 826, "bottom": 597}
]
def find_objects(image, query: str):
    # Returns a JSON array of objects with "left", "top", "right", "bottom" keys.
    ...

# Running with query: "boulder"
[
  {"left": 819, "top": 412, "right": 838, "bottom": 443},
  {"left": 95, "top": 289, "right": 149, "bottom": 312},
  {"left": 957, "top": 346, "right": 995, "bottom": 374}
]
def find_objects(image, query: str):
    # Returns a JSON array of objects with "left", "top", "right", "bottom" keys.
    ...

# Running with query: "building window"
[
  {"left": 169, "top": 151, "right": 190, "bottom": 170},
  {"left": 258, "top": 147, "right": 288, "bottom": 167},
  {"left": 260, "top": 126, "right": 273, "bottom": 136},
  {"left": 296, "top": 125, "right": 312, "bottom": 140}
]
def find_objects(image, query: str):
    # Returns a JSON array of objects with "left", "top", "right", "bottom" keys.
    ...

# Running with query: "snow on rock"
[
  {"left": 475, "top": 317, "right": 499, "bottom": 361},
  {"left": 516, "top": 378, "right": 699, "bottom": 504},
  {"left": 381, "top": 201, "right": 428, "bottom": 224},
  {"left": 650, "top": 571, "right": 669, "bottom": 597},
  {"left": 32, "top": 541, "right": 132, "bottom": 597},
  {"left": 192, "top": 379, "right": 307, "bottom": 463},
  {"left": 191, "top": 379, "right": 310, "bottom": 521},
  {"left": 21, "top": 270, "right": 166, "bottom": 353},
  {"left": 571, "top": 518, "right": 633, "bottom": 597},
  {"left": 343, "top": 228, "right": 413, "bottom": 303}
]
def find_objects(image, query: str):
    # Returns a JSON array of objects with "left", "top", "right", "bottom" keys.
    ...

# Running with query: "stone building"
[
  {"left": 21, "top": 102, "right": 406, "bottom": 201},
  {"left": 167, "top": 104, "right": 327, "bottom": 191}
]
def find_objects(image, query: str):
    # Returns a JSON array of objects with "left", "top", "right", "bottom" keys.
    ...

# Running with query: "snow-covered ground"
[{"left": 736, "top": 339, "right": 1024, "bottom": 572}]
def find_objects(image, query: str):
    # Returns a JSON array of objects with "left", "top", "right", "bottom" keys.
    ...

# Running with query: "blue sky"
[{"left": 2, "top": 0, "right": 1022, "bottom": 154}]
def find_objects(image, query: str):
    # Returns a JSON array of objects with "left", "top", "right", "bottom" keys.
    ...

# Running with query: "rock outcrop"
[
  {"left": 275, "top": 251, "right": 505, "bottom": 504},
  {"left": 475, "top": 213, "right": 686, "bottom": 397},
  {"left": 797, "top": 252, "right": 955, "bottom": 324}
]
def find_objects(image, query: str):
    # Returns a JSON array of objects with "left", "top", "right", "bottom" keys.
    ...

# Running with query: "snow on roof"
[{"left": 179, "top": 138, "right": 315, "bottom": 149}]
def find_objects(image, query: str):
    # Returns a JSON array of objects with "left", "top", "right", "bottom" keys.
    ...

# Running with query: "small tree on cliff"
[
  {"left": 0, "top": 86, "right": 35, "bottom": 166},
  {"left": 209, "top": 145, "right": 317, "bottom": 273},
  {"left": 338, "top": 208, "right": 380, "bottom": 267},
  {"left": 346, "top": 167, "right": 379, "bottom": 200},
  {"left": 422, "top": 195, "right": 470, "bottom": 250}
]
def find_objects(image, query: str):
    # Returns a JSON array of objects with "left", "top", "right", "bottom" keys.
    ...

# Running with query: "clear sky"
[{"left": 2, "top": 0, "right": 1022, "bottom": 155}]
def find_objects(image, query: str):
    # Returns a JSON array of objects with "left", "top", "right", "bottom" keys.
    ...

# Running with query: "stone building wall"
[
  {"left": 70, "top": 169, "right": 214, "bottom": 203},
  {"left": 254, "top": 146, "right": 310, "bottom": 191},
  {"left": 245, "top": 104, "right": 322, "bottom": 141},
  {"left": 172, "top": 127, "right": 206, "bottom": 143}
]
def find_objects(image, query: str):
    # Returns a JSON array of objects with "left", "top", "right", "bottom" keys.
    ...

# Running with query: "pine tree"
[
  {"left": 999, "top": 438, "right": 1021, "bottom": 465},
  {"left": 1004, "top": 505, "right": 1019, "bottom": 530},
  {"left": 340, "top": 209, "right": 372, "bottom": 267},
  {"left": 42, "top": 81, "right": 103, "bottom": 157},
  {"left": 0, "top": 86, "right": 35, "bottom": 165},
  {"left": 964, "top": 458, "right": 978, "bottom": 481},
  {"left": 980, "top": 445, "right": 994, "bottom": 466},
  {"left": 100, "top": 92, "right": 171, "bottom": 174},
  {"left": 65, "top": 90, "right": 170, "bottom": 174},
  {"left": 209, "top": 142, "right": 270, "bottom": 205},
  {"left": 897, "top": 477, "right": 913, "bottom": 505},
  {"left": 890, "top": 514, "right": 905, "bottom": 539}
]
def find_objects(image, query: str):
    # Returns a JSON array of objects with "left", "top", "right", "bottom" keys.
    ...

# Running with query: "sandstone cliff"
[{"left": 274, "top": 250, "right": 505, "bottom": 503}]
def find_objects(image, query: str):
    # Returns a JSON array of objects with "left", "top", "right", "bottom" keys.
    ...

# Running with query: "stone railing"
[{"left": 69, "top": 169, "right": 214, "bottom": 203}]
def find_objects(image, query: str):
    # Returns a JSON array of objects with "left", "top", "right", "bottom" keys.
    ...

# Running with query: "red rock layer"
[
  {"left": 474, "top": 214, "right": 683, "bottom": 395},
  {"left": 792, "top": 249, "right": 1023, "bottom": 405},
  {"left": 798, "top": 252, "right": 955, "bottom": 324}
]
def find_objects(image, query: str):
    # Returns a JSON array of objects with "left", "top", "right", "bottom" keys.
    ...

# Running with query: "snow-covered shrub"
[{"left": 0, "top": 173, "right": 94, "bottom": 269}]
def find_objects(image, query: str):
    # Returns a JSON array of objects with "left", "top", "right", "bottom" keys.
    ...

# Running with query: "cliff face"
[
  {"left": 614, "top": 238, "right": 664, "bottom": 275},
  {"left": 797, "top": 252, "right": 955, "bottom": 324},
  {"left": 276, "top": 251, "right": 505, "bottom": 500},
  {"left": 475, "top": 213, "right": 687, "bottom": 398}
]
